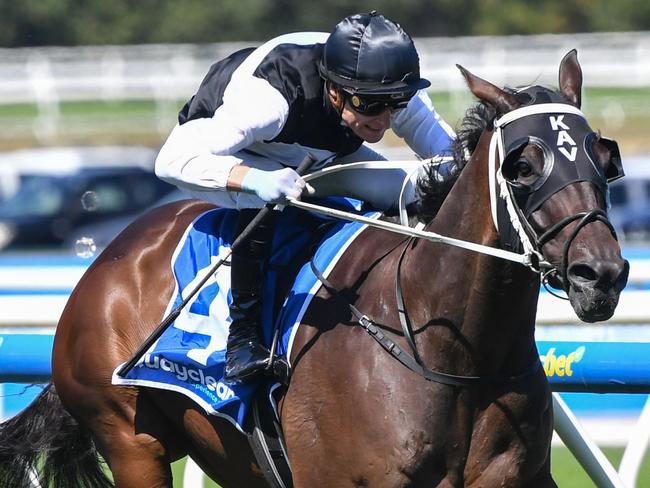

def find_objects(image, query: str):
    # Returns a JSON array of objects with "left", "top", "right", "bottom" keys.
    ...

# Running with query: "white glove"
[{"left": 241, "top": 167, "right": 313, "bottom": 204}]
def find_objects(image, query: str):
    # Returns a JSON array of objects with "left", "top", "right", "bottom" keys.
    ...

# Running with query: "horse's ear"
[
  {"left": 456, "top": 64, "right": 519, "bottom": 115},
  {"left": 558, "top": 49, "right": 582, "bottom": 108}
]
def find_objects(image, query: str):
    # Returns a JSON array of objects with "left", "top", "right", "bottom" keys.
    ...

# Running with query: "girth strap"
[
  {"left": 309, "top": 259, "right": 541, "bottom": 387},
  {"left": 247, "top": 390, "right": 293, "bottom": 488}
]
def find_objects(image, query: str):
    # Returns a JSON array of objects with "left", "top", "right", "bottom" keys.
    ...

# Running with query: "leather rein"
[{"left": 310, "top": 240, "right": 541, "bottom": 388}]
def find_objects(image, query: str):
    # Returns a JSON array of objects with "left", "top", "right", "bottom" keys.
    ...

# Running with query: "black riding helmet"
[{"left": 319, "top": 11, "right": 430, "bottom": 96}]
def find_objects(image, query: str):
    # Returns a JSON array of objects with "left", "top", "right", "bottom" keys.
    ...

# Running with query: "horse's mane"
[
  {"left": 414, "top": 101, "right": 493, "bottom": 222},
  {"left": 416, "top": 87, "right": 543, "bottom": 222}
]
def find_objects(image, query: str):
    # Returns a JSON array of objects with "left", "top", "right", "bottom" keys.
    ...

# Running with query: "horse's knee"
[
  {"left": 99, "top": 428, "right": 174, "bottom": 488},
  {"left": 109, "top": 450, "right": 173, "bottom": 488}
]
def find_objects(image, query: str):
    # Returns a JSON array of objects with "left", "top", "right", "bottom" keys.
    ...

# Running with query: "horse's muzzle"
[{"left": 566, "top": 257, "right": 630, "bottom": 322}]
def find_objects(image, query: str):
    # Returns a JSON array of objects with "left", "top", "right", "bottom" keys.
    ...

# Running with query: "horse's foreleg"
[
  {"left": 465, "top": 458, "right": 556, "bottom": 488},
  {"left": 464, "top": 385, "right": 555, "bottom": 488}
]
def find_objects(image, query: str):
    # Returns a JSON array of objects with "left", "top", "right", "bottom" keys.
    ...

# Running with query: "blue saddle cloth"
[{"left": 112, "top": 199, "right": 377, "bottom": 431}]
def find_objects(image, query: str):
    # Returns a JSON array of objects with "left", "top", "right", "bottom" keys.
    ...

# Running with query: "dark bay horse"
[{"left": 0, "top": 51, "right": 628, "bottom": 487}]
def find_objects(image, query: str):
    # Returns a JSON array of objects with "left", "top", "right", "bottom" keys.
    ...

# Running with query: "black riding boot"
[{"left": 223, "top": 209, "right": 277, "bottom": 384}]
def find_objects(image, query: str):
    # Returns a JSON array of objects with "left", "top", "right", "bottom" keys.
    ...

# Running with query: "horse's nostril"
[
  {"left": 568, "top": 259, "right": 629, "bottom": 290},
  {"left": 569, "top": 263, "right": 597, "bottom": 282}
]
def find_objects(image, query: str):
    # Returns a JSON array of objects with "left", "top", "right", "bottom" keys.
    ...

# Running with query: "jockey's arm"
[
  {"left": 154, "top": 76, "right": 289, "bottom": 196},
  {"left": 391, "top": 89, "right": 456, "bottom": 159}
]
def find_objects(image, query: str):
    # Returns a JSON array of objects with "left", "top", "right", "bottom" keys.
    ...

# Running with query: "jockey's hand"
[{"left": 242, "top": 167, "right": 315, "bottom": 204}]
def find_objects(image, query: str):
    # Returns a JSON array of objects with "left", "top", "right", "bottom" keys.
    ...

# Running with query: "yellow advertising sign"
[{"left": 540, "top": 346, "right": 585, "bottom": 377}]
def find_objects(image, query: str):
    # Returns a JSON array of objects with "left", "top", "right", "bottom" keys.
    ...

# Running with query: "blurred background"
[{"left": 1, "top": 1, "right": 650, "bottom": 486}]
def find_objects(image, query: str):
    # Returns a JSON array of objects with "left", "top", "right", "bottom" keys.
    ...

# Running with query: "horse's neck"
[
  {"left": 427, "top": 135, "right": 498, "bottom": 261},
  {"left": 404, "top": 136, "right": 540, "bottom": 367}
]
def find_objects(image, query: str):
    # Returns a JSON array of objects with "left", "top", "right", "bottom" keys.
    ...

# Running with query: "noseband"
[
  {"left": 536, "top": 209, "right": 617, "bottom": 290},
  {"left": 488, "top": 102, "right": 621, "bottom": 289}
]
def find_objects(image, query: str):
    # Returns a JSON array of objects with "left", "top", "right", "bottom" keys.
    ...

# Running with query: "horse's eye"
[
  {"left": 516, "top": 159, "right": 533, "bottom": 177},
  {"left": 504, "top": 158, "right": 533, "bottom": 182}
]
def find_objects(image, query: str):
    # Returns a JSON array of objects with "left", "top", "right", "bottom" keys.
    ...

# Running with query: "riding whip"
[{"left": 117, "top": 153, "right": 318, "bottom": 377}]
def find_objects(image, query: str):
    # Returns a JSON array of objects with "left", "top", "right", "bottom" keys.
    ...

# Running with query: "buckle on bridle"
[
  {"left": 523, "top": 250, "right": 548, "bottom": 273},
  {"left": 541, "top": 268, "right": 569, "bottom": 300}
]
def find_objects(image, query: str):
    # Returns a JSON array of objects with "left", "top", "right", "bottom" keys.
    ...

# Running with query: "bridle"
[
  {"left": 308, "top": 99, "right": 624, "bottom": 387},
  {"left": 536, "top": 209, "right": 616, "bottom": 292},
  {"left": 295, "top": 102, "right": 623, "bottom": 288},
  {"left": 488, "top": 102, "right": 622, "bottom": 291}
]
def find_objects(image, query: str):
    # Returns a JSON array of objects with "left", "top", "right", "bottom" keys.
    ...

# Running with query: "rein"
[
  {"left": 309, "top": 240, "right": 541, "bottom": 388},
  {"left": 287, "top": 198, "right": 546, "bottom": 269}
]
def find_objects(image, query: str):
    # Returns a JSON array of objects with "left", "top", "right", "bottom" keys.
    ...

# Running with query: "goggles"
[{"left": 344, "top": 90, "right": 415, "bottom": 116}]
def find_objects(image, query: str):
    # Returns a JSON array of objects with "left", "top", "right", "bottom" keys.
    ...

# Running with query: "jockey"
[{"left": 155, "top": 11, "right": 456, "bottom": 384}]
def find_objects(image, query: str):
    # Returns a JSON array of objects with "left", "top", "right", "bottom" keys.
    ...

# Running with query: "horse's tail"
[{"left": 0, "top": 383, "right": 113, "bottom": 488}]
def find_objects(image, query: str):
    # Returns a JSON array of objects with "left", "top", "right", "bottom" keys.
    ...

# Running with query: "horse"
[{"left": 0, "top": 50, "right": 629, "bottom": 487}]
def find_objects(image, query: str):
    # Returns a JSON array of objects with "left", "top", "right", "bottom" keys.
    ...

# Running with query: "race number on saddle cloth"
[{"left": 112, "top": 197, "right": 380, "bottom": 431}]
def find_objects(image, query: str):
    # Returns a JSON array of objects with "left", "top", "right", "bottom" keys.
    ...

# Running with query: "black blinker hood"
[{"left": 501, "top": 87, "right": 623, "bottom": 218}]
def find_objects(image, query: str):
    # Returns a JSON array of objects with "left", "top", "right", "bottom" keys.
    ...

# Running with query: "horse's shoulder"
[{"left": 327, "top": 225, "right": 404, "bottom": 286}]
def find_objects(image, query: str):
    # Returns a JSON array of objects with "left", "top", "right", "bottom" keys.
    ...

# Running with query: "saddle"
[
  {"left": 243, "top": 210, "right": 339, "bottom": 488},
  {"left": 112, "top": 197, "right": 384, "bottom": 487},
  {"left": 258, "top": 212, "right": 334, "bottom": 386},
  {"left": 112, "top": 196, "right": 378, "bottom": 424}
]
